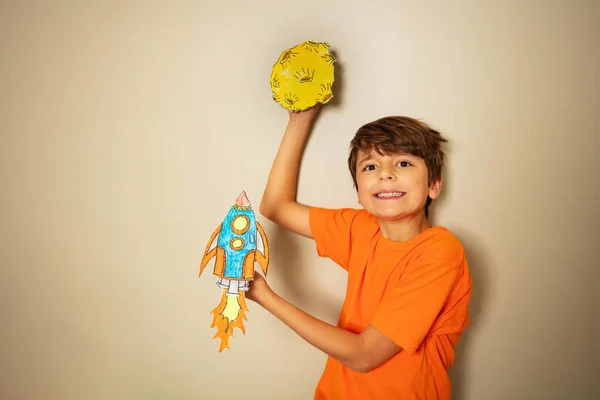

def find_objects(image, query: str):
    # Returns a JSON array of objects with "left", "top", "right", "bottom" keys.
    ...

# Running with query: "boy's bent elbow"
[
  {"left": 342, "top": 355, "right": 377, "bottom": 374},
  {"left": 259, "top": 196, "right": 285, "bottom": 220},
  {"left": 350, "top": 358, "right": 378, "bottom": 374},
  {"left": 259, "top": 200, "right": 284, "bottom": 225},
  {"left": 347, "top": 363, "right": 370, "bottom": 374},
  {"left": 344, "top": 333, "right": 402, "bottom": 373},
  {"left": 339, "top": 341, "right": 377, "bottom": 374},
  {"left": 259, "top": 201, "right": 274, "bottom": 221}
]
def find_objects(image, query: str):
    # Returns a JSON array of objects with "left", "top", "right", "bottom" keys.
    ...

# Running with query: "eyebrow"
[
  {"left": 357, "top": 154, "right": 374, "bottom": 166},
  {"left": 358, "top": 151, "right": 418, "bottom": 165}
]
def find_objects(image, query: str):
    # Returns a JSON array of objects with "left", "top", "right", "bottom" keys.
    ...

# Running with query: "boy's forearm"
[
  {"left": 257, "top": 290, "right": 366, "bottom": 372},
  {"left": 260, "top": 119, "right": 312, "bottom": 216}
]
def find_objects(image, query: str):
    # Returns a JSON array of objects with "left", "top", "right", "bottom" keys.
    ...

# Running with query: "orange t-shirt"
[{"left": 309, "top": 207, "right": 472, "bottom": 400}]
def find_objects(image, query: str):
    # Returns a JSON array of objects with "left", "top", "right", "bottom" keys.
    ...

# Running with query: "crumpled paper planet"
[{"left": 270, "top": 40, "right": 336, "bottom": 111}]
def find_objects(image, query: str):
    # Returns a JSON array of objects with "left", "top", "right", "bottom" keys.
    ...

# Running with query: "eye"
[
  {"left": 362, "top": 164, "right": 376, "bottom": 171},
  {"left": 397, "top": 161, "right": 411, "bottom": 167}
]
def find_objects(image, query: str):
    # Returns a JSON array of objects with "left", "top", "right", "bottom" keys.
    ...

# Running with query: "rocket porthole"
[
  {"left": 231, "top": 215, "right": 250, "bottom": 234},
  {"left": 230, "top": 237, "right": 245, "bottom": 250}
]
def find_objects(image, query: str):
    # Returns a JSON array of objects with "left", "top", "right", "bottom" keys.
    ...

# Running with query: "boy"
[{"left": 248, "top": 105, "right": 472, "bottom": 400}]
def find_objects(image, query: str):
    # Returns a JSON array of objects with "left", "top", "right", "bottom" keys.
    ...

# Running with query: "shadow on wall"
[
  {"left": 448, "top": 230, "right": 491, "bottom": 400},
  {"left": 267, "top": 224, "right": 343, "bottom": 325},
  {"left": 429, "top": 142, "right": 491, "bottom": 400},
  {"left": 327, "top": 46, "right": 345, "bottom": 109}
]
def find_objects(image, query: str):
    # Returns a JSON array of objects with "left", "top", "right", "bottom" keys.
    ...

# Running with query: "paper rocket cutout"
[
  {"left": 270, "top": 40, "right": 336, "bottom": 111},
  {"left": 199, "top": 191, "right": 269, "bottom": 351}
]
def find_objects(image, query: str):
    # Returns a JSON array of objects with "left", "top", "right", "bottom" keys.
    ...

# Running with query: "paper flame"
[{"left": 210, "top": 289, "right": 249, "bottom": 352}]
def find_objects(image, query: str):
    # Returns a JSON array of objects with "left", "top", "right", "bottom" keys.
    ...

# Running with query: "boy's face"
[{"left": 355, "top": 149, "right": 441, "bottom": 221}]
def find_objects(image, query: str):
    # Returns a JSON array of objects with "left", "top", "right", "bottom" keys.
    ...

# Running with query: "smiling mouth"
[{"left": 373, "top": 191, "right": 405, "bottom": 199}]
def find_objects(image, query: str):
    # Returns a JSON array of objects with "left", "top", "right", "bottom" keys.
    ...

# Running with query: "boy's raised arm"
[{"left": 260, "top": 106, "right": 320, "bottom": 239}]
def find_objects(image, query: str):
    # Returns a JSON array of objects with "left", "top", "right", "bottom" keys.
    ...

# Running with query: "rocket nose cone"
[{"left": 235, "top": 191, "right": 251, "bottom": 207}]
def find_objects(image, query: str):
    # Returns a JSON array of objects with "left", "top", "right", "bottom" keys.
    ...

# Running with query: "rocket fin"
[
  {"left": 207, "top": 224, "right": 221, "bottom": 252},
  {"left": 214, "top": 247, "right": 226, "bottom": 277},
  {"left": 242, "top": 251, "right": 256, "bottom": 279},
  {"left": 200, "top": 248, "right": 216, "bottom": 276},
  {"left": 200, "top": 224, "right": 222, "bottom": 276},
  {"left": 255, "top": 222, "right": 269, "bottom": 276},
  {"left": 256, "top": 223, "right": 265, "bottom": 254}
]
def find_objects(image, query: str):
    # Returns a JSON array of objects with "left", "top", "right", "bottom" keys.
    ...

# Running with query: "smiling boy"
[{"left": 250, "top": 106, "right": 472, "bottom": 400}]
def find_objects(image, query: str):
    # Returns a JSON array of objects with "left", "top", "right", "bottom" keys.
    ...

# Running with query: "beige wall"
[{"left": 1, "top": 1, "right": 598, "bottom": 399}]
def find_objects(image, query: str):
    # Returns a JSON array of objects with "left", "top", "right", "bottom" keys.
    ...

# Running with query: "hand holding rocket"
[{"left": 199, "top": 191, "right": 269, "bottom": 352}]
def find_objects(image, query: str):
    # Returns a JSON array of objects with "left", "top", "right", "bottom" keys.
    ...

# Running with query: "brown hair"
[{"left": 347, "top": 116, "right": 448, "bottom": 217}]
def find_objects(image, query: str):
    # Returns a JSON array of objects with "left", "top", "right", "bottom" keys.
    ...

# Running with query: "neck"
[{"left": 377, "top": 211, "right": 431, "bottom": 242}]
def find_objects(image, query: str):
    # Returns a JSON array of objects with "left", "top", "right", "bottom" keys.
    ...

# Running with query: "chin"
[
  {"left": 377, "top": 213, "right": 406, "bottom": 221},
  {"left": 366, "top": 207, "right": 406, "bottom": 221},
  {"left": 366, "top": 203, "right": 424, "bottom": 221}
]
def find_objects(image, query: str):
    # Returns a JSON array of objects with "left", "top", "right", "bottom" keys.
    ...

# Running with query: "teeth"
[{"left": 376, "top": 192, "right": 404, "bottom": 198}]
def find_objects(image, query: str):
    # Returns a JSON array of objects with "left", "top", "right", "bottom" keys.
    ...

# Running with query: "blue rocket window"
[
  {"left": 230, "top": 237, "right": 245, "bottom": 250},
  {"left": 231, "top": 215, "right": 250, "bottom": 234}
]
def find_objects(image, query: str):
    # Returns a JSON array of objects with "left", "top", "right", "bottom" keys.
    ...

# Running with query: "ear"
[{"left": 428, "top": 178, "right": 443, "bottom": 200}]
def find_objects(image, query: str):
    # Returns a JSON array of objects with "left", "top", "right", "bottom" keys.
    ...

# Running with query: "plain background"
[{"left": 1, "top": 1, "right": 598, "bottom": 399}]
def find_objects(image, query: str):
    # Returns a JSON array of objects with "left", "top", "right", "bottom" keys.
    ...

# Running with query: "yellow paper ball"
[{"left": 270, "top": 41, "right": 336, "bottom": 111}]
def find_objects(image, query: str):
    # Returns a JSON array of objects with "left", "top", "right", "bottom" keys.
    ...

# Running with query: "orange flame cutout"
[{"left": 210, "top": 289, "right": 249, "bottom": 352}]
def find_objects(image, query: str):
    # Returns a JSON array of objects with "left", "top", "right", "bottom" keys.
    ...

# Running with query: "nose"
[{"left": 378, "top": 167, "right": 396, "bottom": 181}]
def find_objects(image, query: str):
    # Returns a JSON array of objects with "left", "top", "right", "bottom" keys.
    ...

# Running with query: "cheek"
[
  {"left": 356, "top": 176, "right": 369, "bottom": 192},
  {"left": 356, "top": 182, "right": 372, "bottom": 203},
  {"left": 357, "top": 186, "right": 369, "bottom": 200},
  {"left": 405, "top": 171, "right": 429, "bottom": 188}
]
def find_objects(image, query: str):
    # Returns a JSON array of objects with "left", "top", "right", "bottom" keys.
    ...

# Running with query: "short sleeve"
[
  {"left": 370, "top": 239, "right": 464, "bottom": 354},
  {"left": 309, "top": 207, "right": 363, "bottom": 270}
]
